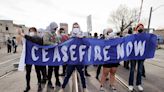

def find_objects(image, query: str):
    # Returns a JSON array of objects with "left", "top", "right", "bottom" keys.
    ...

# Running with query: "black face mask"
[{"left": 138, "top": 29, "right": 143, "bottom": 33}]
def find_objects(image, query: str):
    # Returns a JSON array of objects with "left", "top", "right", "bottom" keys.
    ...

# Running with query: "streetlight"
[{"left": 147, "top": 4, "right": 164, "bottom": 30}]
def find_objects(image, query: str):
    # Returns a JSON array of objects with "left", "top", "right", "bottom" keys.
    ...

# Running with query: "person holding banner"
[
  {"left": 128, "top": 23, "right": 145, "bottom": 92},
  {"left": 61, "top": 22, "right": 87, "bottom": 92},
  {"left": 43, "top": 22, "right": 61, "bottom": 88},
  {"left": 19, "top": 27, "right": 45, "bottom": 92},
  {"left": 57, "top": 27, "right": 69, "bottom": 76},
  {"left": 124, "top": 27, "right": 133, "bottom": 69},
  {"left": 100, "top": 28, "right": 119, "bottom": 92}
]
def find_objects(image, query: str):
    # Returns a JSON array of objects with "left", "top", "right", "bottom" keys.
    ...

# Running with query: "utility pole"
[
  {"left": 138, "top": 0, "right": 144, "bottom": 23},
  {"left": 147, "top": 7, "right": 152, "bottom": 31}
]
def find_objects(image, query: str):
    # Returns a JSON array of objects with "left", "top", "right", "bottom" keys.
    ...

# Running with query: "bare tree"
[{"left": 109, "top": 5, "right": 140, "bottom": 34}]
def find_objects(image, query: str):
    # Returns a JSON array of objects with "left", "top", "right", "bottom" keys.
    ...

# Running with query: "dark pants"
[
  {"left": 40, "top": 66, "right": 47, "bottom": 80},
  {"left": 13, "top": 46, "right": 17, "bottom": 53},
  {"left": 129, "top": 60, "right": 144, "bottom": 86},
  {"left": 62, "top": 65, "right": 86, "bottom": 88},
  {"left": 96, "top": 65, "right": 102, "bottom": 78},
  {"left": 142, "top": 62, "right": 145, "bottom": 77},
  {"left": 25, "top": 65, "right": 44, "bottom": 87},
  {"left": 7, "top": 45, "right": 11, "bottom": 53},
  {"left": 85, "top": 65, "right": 89, "bottom": 74},
  {"left": 47, "top": 66, "right": 60, "bottom": 83},
  {"left": 124, "top": 61, "right": 130, "bottom": 69},
  {"left": 62, "top": 65, "right": 67, "bottom": 74}
]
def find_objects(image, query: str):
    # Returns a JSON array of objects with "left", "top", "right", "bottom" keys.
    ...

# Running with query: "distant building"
[
  {"left": 154, "top": 29, "right": 164, "bottom": 38},
  {"left": 0, "top": 20, "right": 28, "bottom": 48},
  {"left": 154, "top": 29, "right": 164, "bottom": 44},
  {"left": 60, "top": 23, "right": 68, "bottom": 34}
]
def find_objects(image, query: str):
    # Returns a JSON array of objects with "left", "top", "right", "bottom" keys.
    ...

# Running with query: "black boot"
[
  {"left": 56, "top": 81, "right": 61, "bottom": 87},
  {"left": 85, "top": 72, "right": 91, "bottom": 77},
  {"left": 24, "top": 86, "right": 30, "bottom": 92},
  {"left": 48, "top": 81, "right": 54, "bottom": 88},
  {"left": 96, "top": 76, "right": 99, "bottom": 80},
  {"left": 41, "top": 79, "right": 47, "bottom": 84},
  {"left": 37, "top": 83, "right": 42, "bottom": 92}
]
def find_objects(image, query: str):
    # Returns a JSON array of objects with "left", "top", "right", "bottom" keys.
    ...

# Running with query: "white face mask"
[
  {"left": 106, "top": 32, "right": 115, "bottom": 38},
  {"left": 61, "top": 33, "right": 65, "bottom": 35},
  {"left": 29, "top": 32, "right": 35, "bottom": 36},
  {"left": 72, "top": 28, "right": 80, "bottom": 34}
]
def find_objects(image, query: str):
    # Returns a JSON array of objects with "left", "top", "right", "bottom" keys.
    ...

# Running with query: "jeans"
[
  {"left": 62, "top": 65, "right": 86, "bottom": 88},
  {"left": 129, "top": 60, "right": 144, "bottom": 86}
]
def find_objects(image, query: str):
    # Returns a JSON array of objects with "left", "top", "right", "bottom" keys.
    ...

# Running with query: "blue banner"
[{"left": 25, "top": 33, "right": 157, "bottom": 66}]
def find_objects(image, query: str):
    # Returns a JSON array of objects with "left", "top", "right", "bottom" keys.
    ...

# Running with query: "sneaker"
[
  {"left": 110, "top": 85, "right": 117, "bottom": 92},
  {"left": 137, "top": 85, "right": 143, "bottom": 91},
  {"left": 99, "top": 86, "right": 105, "bottom": 92},
  {"left": 128, "top": 86, "right": 134, "bottom": 91}
]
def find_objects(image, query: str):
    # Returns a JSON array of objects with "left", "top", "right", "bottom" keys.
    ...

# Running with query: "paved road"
[
  {"left": 0, "top": 47, "right": 164, "bottom": 92},
  {"left": 116, "top": 49, "right": 164, "bottom": 92},
  {"left": 0, "top": 66, "right": 128, "bottom": 92},
  {"left": 0, "top": 46, "right": 22, "bottom": 77}
]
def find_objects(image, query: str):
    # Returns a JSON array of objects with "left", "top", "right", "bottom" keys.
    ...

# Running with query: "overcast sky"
[{"left": 0, "top": 0, "right": 164, "bottom": 34}]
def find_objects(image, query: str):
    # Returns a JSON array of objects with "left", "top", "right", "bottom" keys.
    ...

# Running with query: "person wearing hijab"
[
  {"left": 100, "top": 28, "right": 119, "bottom": 92},
  {"left": 43, "top": 22, "right": 61, "bottom": 88},
  {"left": 61, "top": 22, "right": 87, "bottom": 92},
  {"left": 37, "top": 28, "right": 45, "bottom": 37}
]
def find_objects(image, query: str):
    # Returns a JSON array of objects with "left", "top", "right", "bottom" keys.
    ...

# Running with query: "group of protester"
[
  {"left": 6, "top": 36, "right": 17, "bottom": 53},
  {"left": 18, "top": 22, "right": 146, "bottom": 92}
]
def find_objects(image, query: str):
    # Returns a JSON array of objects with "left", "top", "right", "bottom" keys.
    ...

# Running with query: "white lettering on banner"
[
  {"left": 88, "top": 46, "right": 91, "bottom": 62},
  {"left": 117, "top": 43, "right": 125, "bottom": 59},
  {"left": 94, "top": 46, "right": 102, "bottom": 61},
  {"left": 53, "top": 47, "right": 61, "bottom": 62},
  {"left": 126, "top": 42, "right": 133, "bottom": 57},
  {"left": 31, "top": 46, "right": 39, "bottom": 61},
  {"left": 61, "top": 46, "right": 68, "bottom": 62},
  {"left": 103, "top": 46, "right": 111, "bottom": 61},
  {"left": 42, "top": 49, "right": 49, "bottom": 62},
  {"left": 134, "top": 40, "right": 146, "bottom": 56},
  {"left": 79, "top": 45, "right": 86, "bottom": 62},
  {"left": 29, "top": 39, "right": 148, "bottom": 64},
  {"left": 70, "top": 45, "right": 77, "bottom": 61}
]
